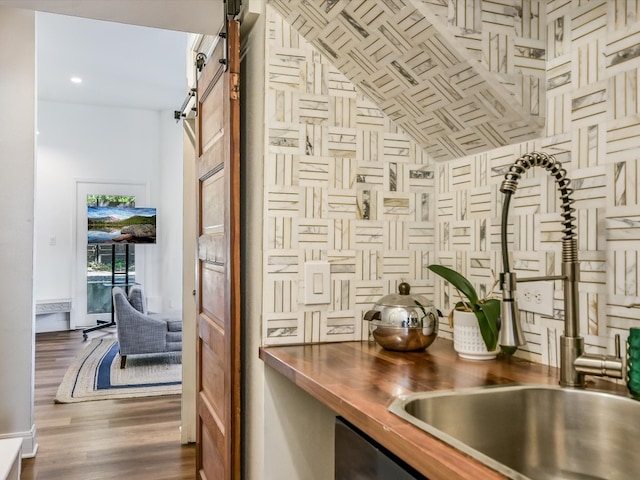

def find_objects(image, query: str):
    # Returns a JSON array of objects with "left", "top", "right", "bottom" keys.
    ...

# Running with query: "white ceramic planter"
[{"left": 453, "top": 310, "right": 499, "bottom": 360}]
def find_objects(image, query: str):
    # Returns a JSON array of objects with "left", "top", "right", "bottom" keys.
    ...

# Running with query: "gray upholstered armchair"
[{"left": 112, "top": 285, "right": 182, "bottom": 368}]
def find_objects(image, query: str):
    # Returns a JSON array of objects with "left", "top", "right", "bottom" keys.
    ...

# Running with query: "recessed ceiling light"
[{"left": 70, "top": 76, "right": 83, "bottom": 84}]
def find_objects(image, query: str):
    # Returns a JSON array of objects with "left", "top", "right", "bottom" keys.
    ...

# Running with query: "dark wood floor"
[{"left": 21, "top": 330, "right": 195, "bottom": 480}]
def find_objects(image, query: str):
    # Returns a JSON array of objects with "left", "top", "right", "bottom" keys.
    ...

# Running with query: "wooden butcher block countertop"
[{"left": 259, "top": 338, "right": 626, "bottom": 480}]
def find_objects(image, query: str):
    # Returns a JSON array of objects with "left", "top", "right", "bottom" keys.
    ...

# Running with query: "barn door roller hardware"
[
  {"left": 174, "top": 52, "right": 208, "bottom": 122},
  {"left": 226, "top": 0, "right": 241, "bottom": 18}
]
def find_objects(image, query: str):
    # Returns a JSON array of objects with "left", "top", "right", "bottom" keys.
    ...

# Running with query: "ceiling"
[
  {"left": 0, "top": 0, "right": 223, "bottom": 34},
  {"left": 0, "top": 0, "right": 225, "bottom": 111},
  {"left": 36, "top": 13, "right": 188, "bottom": 111}
]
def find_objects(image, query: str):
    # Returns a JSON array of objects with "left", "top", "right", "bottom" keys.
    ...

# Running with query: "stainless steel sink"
[{"left": 389, "top": 384, "right": 639, "bottom": 480}]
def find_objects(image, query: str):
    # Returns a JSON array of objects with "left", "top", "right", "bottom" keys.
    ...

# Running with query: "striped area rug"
[{"left": 55, "top": 338, "right": 181, "bottom": 403}]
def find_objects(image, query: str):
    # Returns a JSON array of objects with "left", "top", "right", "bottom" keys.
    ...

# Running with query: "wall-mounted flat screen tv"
[{"left": 88, "top": 206, "right": 157, "bottom": 244}]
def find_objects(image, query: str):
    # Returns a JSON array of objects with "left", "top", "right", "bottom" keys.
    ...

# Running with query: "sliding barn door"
[{"left": 195, "top": 19, "right": 241, "bottom": 480}]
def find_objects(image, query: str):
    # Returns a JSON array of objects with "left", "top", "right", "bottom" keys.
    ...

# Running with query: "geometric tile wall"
[
  {"left": 267, "top": 0, "right": 546, "bottom": 161},
  {"left": 263, "top": 6, "right": 437, "bottom": 345},
  {"left": 263, "top": 1, "right": 640, "bottom": 371},
  {"left": 437, "top": 0, "right": 640, "bottom": 367}
]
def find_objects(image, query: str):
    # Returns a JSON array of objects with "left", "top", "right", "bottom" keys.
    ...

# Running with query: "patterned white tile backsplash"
[
  {"left": 263, "top": 1, "right": 640, "bottom": 368},
  {"left": 268, "top": 0, "right": 546, "bottom": 161}
]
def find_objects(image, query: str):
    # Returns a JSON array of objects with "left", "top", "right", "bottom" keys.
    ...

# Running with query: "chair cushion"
[
  {"left": 167, "top": 319, "right": 182, "bottom": 332},
  {"left": 166, "top": 331, "right": 182, "bottom": 343},
  {"left": 128, "top": 286, "right": 148, "bottom": 314}
]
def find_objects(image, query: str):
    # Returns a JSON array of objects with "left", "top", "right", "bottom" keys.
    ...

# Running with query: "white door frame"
[{"left": 71, "top": 179, "right": 149, "bottom": 330}]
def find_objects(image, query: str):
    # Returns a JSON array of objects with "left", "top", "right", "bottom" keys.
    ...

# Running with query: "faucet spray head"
[{"left": 500, "top": 272, "right": 526, "bottom": 355}]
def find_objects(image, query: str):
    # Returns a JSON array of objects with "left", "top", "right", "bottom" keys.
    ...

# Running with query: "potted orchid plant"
[{"left": 427, "top": 264, "right": 500, "bottom": 357}]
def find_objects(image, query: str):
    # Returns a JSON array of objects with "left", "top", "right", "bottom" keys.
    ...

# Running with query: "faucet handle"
[{"left": 574, "top": 334, "right": 626, "bottom": 380}]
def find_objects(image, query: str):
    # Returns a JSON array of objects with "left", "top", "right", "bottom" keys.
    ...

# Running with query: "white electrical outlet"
[{"left": 516, "top": 280, "right": 554, "bottom": 316}]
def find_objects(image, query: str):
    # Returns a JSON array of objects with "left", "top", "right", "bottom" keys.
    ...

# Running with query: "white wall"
[
  {"left": 157, "top": 110, "right": 184, "bottom": 315},
  {"left": 180, "top": 120, "right": 197, "bottom": 444},
  {"left": 35, "top": 100, "right": 183, "bottom": 328},
  {"left": 264, "top": 368, "right": 335, "bottom": 480},
  {"left": 241, "top": 4, "right": 266, "bottom": 477},
  {"left": 0, "top": 5, "right": 37, "bottom": 456},
  {"left": 242, "top": 4, "right": 336, "bottom": 479}
]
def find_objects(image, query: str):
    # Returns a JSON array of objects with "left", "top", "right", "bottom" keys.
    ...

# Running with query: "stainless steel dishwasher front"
[{"left": 334, "top": 417, "right": 427, "bottom": 479}]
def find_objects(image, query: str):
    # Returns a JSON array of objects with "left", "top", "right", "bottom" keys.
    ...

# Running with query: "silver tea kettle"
[{"left": 363, "top": 282, "right": 440, "bottom": 351}]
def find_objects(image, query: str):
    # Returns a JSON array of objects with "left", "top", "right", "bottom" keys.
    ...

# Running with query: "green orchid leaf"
[
  {"left": 474, "top": 308, "right": 498, "bottom": 351},
  {"left": 427, "top": 265, "right": 479, "bottom": 304},
  {"left": 478, "top": 298, "right": 501, "bottom": 332},
  {"left": 474, "top": 298, "right": 500, "bottom": 351}
]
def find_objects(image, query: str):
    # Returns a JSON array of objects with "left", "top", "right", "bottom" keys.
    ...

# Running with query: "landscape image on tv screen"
[{"left": 88, "top": 206, "right": 157, "bottom": 244}]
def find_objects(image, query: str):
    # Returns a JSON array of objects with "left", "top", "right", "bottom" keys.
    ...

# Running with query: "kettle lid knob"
[{"left": 398, "top": 282, "right": 411, "bottom": 295}]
